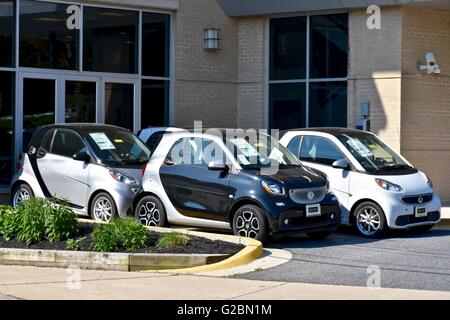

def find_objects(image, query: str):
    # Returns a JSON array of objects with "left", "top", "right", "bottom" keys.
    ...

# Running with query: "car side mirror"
[
  {"left": 208, "top": 161, "right": 229, "bottom": 171},
  {"left": 332, "top": 159, "right": 350, "bottom": 170},
  {"left": 73, "top": 150, "right": 90, "bottom": 162}
]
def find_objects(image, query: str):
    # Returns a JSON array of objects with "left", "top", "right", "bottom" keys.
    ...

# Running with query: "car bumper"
[
  {"left": 264, "top": 193, "right": 341, "bottom": 235},
  {"left": 108, "top": 184, "right": 140, "bottom": 218},
  {"left": 383, "top": 192, "right": 441, "bottom": 229}
]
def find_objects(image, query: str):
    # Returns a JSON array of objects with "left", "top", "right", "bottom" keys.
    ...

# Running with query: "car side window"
[
  {"left": 145, "top": 132, "right": 165, "bottom": 154},
  {"left": 286, "top": 135, "right": 301, "bottom": 158},
  {"left": 166, "top": 137, "right": 226, "bottom": 167},
  {"left": 41, "top": 129, "right": 55, "bottom": 152},
  {"left": 300, "top": 136, "right": 344, "bottom": 166},
  {"left": 50, "top": 130, "right": 86, "bottom": 158}
]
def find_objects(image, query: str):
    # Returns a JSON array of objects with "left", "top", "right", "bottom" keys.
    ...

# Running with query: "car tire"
[
  {"left": 135, "top": 195, "right": 168, "bottom": 227},
  {"left": 11, "top": 183, "right": 34, "bottom": 208},
  {"left": 232, "top": 204, "right": 269, "bottom": 244},
  {"left": 353, "top": 201, "right": 387, "bottom": 238},
  {"left": 306, "top": 231, "right": 331, "bottom": 240},
  {"left": 90, "top": 192, "right": 117, "bottom": 223},
  {"left": 410, "top": 224, "right": 434, "bottom": 233}
]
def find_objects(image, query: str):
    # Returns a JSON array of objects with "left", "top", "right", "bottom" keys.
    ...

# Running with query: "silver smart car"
[{"left": 10, "top": 124, "right": 151, "bottom": 222}]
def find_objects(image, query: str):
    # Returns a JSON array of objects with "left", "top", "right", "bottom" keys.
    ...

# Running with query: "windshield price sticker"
[{"left": 89, "top": 133, "right": 116, "bottom": 150}]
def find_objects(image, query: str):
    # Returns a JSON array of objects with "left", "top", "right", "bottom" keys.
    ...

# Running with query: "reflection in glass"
[
  {"left": 105, "top": 83, "right": 134, "bottom": 130},
  {"left": 269, "top": 83, "right": 306, "bottom": 130},
  {"left": 0, "top": 71, "right": 14, "bottom": 185},
  {"left": 310, "top": 14, "right": 348, "bottom": 79},
  {"left": 83, "top": 7, "right": 138, "bottom": 73},
  {"left": 0, "top": 0, "right": 14, "bottom": 67},
  {"left": 309, "top": 81, "right": 347, "bottom": 127},
  {"left": 19, "top": 0, "right": 78, "bottom": 70},
  {"left": 142, "top": 13, "right": 170, "bottom": 77},
  {"left": 65, "top": 81, "right": 96, "bottom": 123},
  {"left": 270, "top": 17, "right": 307, "bottom": 80},
  {"left": 141, "top": 80, "right": 169, "bottom": 129},
  {"left": 23, "top": 78, "right": 55, "bottom": 152}
]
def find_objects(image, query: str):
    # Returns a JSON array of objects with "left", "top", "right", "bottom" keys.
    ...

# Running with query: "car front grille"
[
  {"left": 395, "top": 211, "right": 440, "bottom": 226},
  {"left": 402, "top": 194, "right": 433, "bottom": 204},
  {"left": 289, "top": 186, "right": 327, "bottom": 205}
]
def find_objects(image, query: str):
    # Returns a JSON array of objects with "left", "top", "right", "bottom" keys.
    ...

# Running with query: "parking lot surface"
[{"left": 237, "top": 228, "right": 450, "bottom": 292}]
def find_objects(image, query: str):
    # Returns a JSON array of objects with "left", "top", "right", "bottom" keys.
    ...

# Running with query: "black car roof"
[
  {"left": 279, "top": 127, "right": 367, "bottom": 137},
  {"left": 37, "top": 123, "right": 130, "bottom": 134}
]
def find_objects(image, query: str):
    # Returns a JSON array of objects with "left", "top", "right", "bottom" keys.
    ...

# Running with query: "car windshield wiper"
[
  {"left": 379, "top": 164, "right": 412, "bottom": 171},
  {"left": 121, "top": 158, "right": 148, "bottom": 164}
]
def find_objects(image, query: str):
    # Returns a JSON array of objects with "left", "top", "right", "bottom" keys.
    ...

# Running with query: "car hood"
[
  {"left": 259, "top": 166, "right": 327, "bottom": 190},
  {"left": 377, "top": 171, "right": 433, "bottom": 195}
]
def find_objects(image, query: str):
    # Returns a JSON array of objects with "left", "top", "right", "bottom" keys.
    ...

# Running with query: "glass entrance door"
[
  {"left": 18, "top": 74, "right": 57, "bottom": 154},
  {"left": 63, "top": 77, "right": 99, "bottom": 124},
  {"left": 102, "top": 78, "right": 138, "bottom": 131}
]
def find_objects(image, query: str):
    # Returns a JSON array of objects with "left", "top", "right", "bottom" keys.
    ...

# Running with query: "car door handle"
[{"left": 37, "top": 148, "right": 47, "bottom": 158}]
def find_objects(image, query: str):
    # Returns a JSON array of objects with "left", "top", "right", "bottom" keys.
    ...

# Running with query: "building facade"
[{"left": 0, "top": 0, "right": 449, "bottom": 204}]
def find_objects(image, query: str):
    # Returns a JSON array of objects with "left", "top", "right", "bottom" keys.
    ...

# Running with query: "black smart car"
[{"left": 134, "top": 129, "right": 341, "bottom": 243}]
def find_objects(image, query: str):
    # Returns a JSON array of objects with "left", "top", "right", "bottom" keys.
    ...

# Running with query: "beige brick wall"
[
  {"left": 236, "top": 17, "right": 267, "bottom": 129},
  {"left": 172, "top": 0, "right": 239, "bottom": 127},
  {"left": 401, "top": 7, "right": 450, "bottom": 203},
  {"left": 348, "top": 7, "right": 403, "bottom": 151}
]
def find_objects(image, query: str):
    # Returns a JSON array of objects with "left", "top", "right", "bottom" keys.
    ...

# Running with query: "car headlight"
[
  {"left": 375, "top": 178, "right": 403, "bottom": 192},
  {"left": 109, "top": 170, "right": 138, "bottom": 185},
  {"left": 261, "top": 180, "right": 285, "bottom": 195}
]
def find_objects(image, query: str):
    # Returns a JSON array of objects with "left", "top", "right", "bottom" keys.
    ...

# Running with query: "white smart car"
[{"left": 279, "top": 128, "right": 441, "bottom": 237}]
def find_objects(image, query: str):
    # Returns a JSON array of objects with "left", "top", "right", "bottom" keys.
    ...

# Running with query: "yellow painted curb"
[{"left": 77, "top": 219, "right": 264, "bottom": 273}]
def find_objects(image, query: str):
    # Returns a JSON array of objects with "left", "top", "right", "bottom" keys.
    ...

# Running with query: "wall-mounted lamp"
[
  {"left": 417, "top": 52, "right": 440, "bottom": 75},
  {"left": 204, "top": 27, "right": 221, "bottom": 50}
]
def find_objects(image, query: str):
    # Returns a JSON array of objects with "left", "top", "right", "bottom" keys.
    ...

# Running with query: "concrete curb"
[
  {"left": 78, "top": 218, "right": 264, "bottom": 273},
  {"left": 0, "top": 248, "right": 230, "bottom": 272}
]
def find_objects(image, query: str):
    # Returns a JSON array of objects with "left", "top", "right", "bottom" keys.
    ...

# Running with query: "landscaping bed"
[
  {"left": 0, "top": 199, "right": 244, "bottom": 256},
  {"left": 0, "top": 222, "right": 244, "bottom": 255}
]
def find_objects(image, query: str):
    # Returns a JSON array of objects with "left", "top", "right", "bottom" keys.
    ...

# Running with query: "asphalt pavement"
[{"left": 237, "top": 227, "right": 450, "bottom": 292}]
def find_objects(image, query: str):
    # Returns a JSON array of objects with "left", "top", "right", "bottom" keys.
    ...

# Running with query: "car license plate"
[
  {"left": 306, "top": 204, "right": 321, "bottom": 217},
  {"left": 415, "top": 206, "right": 427, "bottom": 218}
]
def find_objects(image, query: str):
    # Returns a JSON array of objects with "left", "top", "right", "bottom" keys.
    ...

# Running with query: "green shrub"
[
  {"left": 158, "top": 233, "right": 190, "bottom": 248},
  {"left": 14, "top": 198, "right": 48, "bottom": 245},
  {"left": 66, "top": 237, "right": 87, "bottom": 251},
  {"left": 0, "top": 198, "right": 78, "bottom": 245},
  {"left": 44, "top": 201, "right": 78, "bottom": 242},
  {"left": 91, "top": 218, "right": 149, "bottom": 252}
]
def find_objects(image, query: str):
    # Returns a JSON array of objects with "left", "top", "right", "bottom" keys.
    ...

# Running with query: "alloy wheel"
[
  {"left": 13, "top": 188, "right": 31, "bottom": 208},
  {"left": 356, "top": 206, "right": 381, "bottom": 236},
  {"left": 93, "top": 197, "right": 113, "bottom": 222},
  {"left": 235, "top": 210, "right": 260, "bottom": 238},
  {"left": 137, "top": 201, "right": 161, "bottom": 227}
]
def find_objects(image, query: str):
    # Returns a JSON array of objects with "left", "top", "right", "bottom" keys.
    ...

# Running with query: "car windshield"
[
  {"left": 337, "top": 132, "right": 412, "bottom": 173},
  {"left": 226, "top": 134, "right": 301, "bottom": 169},
  {"left": 86, "top": 129, "right": 151, "bottom": 165}
]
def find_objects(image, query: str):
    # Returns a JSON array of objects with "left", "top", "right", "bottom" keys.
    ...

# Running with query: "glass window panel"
[
  {"left": 286, "top": 136, "right": 301, "bottom": 158},
  {"left": 51, "top": 129, "right": 85, "bottom": 158},
  {"left": 104, "top": 83, "right": 134, "bottom": 130},
  {"left": 0, "top": 0, "right": 14, "bottom": 67},
  {"left": 19, "top": 0, "right": 78, "bottom": 70},
  {"left": 309, "top": 81, "right": 347, "bottom": 128},
  {"left": 0, "top": 71, "right": 14, "bottom": 185},
  {"left": 270, "top": 17, "right": 306, "bottom": 80},
  {"left": 65, "top": 81, "right": 96, "bottom": 123},
  {"left": 310, "top": 14, "right": 348, "bottom": 79},
  {"left": 23, "top": 78, "right": 55, "bottom": 152},
  {"left": 300, "top": 136, "right": 345, "bottom": 166},
  {"left": 269, "top": 83, "right": 306, "bottom": 130},
  {"left": 141, "top": 80, "right": 169, "bottom": 129},
  {"left": 142, "top": 12, "right": 170, "bottom": 77},
  {"left": 83, "top": 7, "right": 138, "bottom": 74}
]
